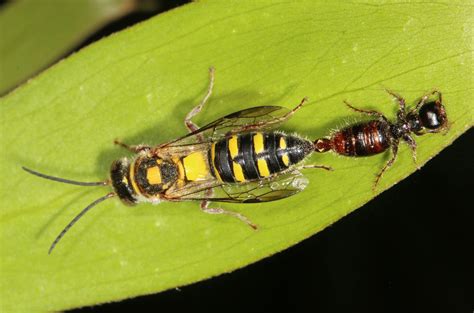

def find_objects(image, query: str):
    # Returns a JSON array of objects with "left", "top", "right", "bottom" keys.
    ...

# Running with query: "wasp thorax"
[{"left": 134, "top": 157, "right": 178, "bottom": 197}]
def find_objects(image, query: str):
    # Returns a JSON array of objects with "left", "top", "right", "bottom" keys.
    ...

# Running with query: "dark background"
[{"left": 3, "top": 1, "right": 471, "bottom": 312}]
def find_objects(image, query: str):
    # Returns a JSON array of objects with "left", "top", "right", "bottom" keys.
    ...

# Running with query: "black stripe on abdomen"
[
  {"left": 235, "top": 133, "right": 259, "bottom": 180},
  {"left": 262, "top": 133, "right": 281, "bottom": 174},
  {"left": 214, "top": 139, "right": 235, "bottom": 183}
]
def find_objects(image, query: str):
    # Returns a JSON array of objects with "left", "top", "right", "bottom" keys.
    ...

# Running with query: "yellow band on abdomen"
[
  {"left": 253, "top": 133, "right": 265, "bottom": 154},
  {"left": 257, "top": 158, "right": 270, "bottom": 177},
  {"left": 232, "top": 162, "right": 246, "bottom": 182}
]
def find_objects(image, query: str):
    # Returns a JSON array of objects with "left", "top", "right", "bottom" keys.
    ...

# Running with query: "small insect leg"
[
  {"left": 114, "top": 139, "right": 151, "bottom": 153},
  {"left": 184, "top": 67, "right": 215, "bottom": 134},
  {"left": 415, "top": 89, "right": 442, "bottom": 111},
  {"left": 344, "top": 101, "right": 388, "bottom": 122},
  {"left": 200, "top": 199, "right": 258, "bottom": 230},
  {"left": 373, "top": 140, "right": 399, "bottom": 190},
  {"left": 385, "top": 89, "right": 406, "bottom": 111},
  {"left": 403, "top": 134, "right": 419, "bottom": 169},
  {"left": 385, "top": 89, "right": 407, "bottom": 120}
]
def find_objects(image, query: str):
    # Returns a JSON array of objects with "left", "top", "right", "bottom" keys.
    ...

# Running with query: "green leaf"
[
  {"left": 0, "top": 0, "right": 136, "bottom": 95},
  {"left": 0, "top": 1, "right": 472, "bottom": 311}
]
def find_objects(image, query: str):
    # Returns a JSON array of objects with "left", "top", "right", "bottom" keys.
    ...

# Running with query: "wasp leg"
[
  {"left": 200, "top": 200, "right": 258, "bottom": 230},
  {"left": 301, "top": 164, "right": 333, "bottom": 171},
  {"left": 236, "top": 96, "right": 309, "bottom": 134},
  {"left": 344, "top": 101, "right": 389, "bottom": 122},
  {"left": 403, "top": 134, "right": 419, "bottom": 169},
  {"left": 114, "top": 139, "right": 151, "bottom": 153},
  {"left": 373, "top": 140, "right": 399, "bottom": 191},
  {"left": 200, "top": 187, "right": 258, "bottom": 230},
  {"left": 184, "top": 67, "right": 215, "bottom": 134}
]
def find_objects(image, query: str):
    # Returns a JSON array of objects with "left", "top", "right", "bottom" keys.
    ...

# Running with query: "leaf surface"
[{"left": 0, "top": 0, "right": 135, "bottom": 95}]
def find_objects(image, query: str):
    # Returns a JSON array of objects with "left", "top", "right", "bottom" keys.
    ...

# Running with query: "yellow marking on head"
[
  {"left": 253, "top": 133, "right": 265, "bottom": 154},
  {"left": 279, "top": 137, "right": 287, "bottom": 149},
  {"left": 257, "top": 159, "right": 270, "bottom": 177},
  {"left": 232, "top": 162, "right": 246, "bottom": 182},
  {"left": 183, "top": 151, "right": 210, "bottom": 181},
  {"left": 211, "top": 143, "right": 223, "bottom": 182},
  {"left": 282, "top": 154, "right": 290, "bottom": 166},
  {"left": 146, "top": 166, "right": 162, "bottom": 185},
  {"left": 228, "top": 135, "right": 239, "bottom": 159},
  {"left": 129, "top": 161, "right": 141, "bottom": 195}
]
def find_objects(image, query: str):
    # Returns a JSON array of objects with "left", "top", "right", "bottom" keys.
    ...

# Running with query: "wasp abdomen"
[
  {"left": 211, "top": 132, "right": 313, "bottom": 183},
  {"left": 331, "top": 120, "right": 391, "bottom": 156}
]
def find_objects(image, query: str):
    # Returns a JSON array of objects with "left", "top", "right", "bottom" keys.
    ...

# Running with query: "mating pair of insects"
[{"left": 24, "top": 68, "right": 448, "bottom": 254}]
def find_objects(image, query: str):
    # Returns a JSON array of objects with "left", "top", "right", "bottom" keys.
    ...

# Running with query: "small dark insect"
[
  {"left": 314, "top": 89, "right": 448, "bottom": 189},
  {"left": 23, "top": 68, "right": 332, "bottom": 254}
]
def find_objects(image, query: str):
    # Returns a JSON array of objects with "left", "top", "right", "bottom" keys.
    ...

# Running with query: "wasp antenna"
[
  {"left": 22, "top": 166, "right": 109, "bottom": 186},
  {"left": 48, "top": 192, "right": 116, "bottom": 254}
]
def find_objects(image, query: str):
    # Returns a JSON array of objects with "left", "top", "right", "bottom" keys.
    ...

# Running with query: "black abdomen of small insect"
[
  {"left": 315, "top": 120, "right": 391, "bottom": 157},
  {"left": 211, "top": 132, "right": 313, "bottom": 183}
]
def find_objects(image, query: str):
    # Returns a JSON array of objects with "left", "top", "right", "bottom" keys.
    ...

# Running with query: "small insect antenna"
[
  {"left": 48, "top": 192, "right": 116, "bottom": 254},
  {"left": 22, "top": 166, "right": 109, "bottom": 186}
]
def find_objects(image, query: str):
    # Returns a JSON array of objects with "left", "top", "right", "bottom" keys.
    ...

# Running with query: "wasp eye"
[{"left": 419, "top": 101, "right": 447, "bottom": 130}]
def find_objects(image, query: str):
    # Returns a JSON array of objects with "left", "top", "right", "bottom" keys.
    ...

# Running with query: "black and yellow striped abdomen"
[{"left": 210, "top": 132, "right": 313, "bottom": 183}]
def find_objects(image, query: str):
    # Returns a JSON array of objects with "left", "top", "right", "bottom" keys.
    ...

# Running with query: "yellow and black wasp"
[{"left": 23, "top": 68, "right": 331, "bottom": 254}]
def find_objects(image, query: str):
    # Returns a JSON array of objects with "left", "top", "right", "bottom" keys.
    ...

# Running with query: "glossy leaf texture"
[{"left": 0, "top": 1, "right": 472, "bottom": 311}]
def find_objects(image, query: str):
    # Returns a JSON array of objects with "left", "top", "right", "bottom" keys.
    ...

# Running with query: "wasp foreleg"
[{"left": 114, "top": 139, "right": 151, "bottom": 153}]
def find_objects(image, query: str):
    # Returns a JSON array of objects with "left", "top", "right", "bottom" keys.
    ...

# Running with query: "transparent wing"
[
  {"left": 166, "top": 170, "right": 308, "bottom": 203},
  {"left": 160, "top": 105, "right": 291, "bottom": 148}
]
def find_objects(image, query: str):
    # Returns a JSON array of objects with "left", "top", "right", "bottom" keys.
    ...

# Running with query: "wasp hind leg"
[
  {"left": 114, "top": 139, "right": 151, "bottom": 153},
  {"left": 200, "top": 187, "right": 257, "bottom": 229},
  {"left": 237, "top": 96, "right": 309, "bottom": 134},
  {"left": 200, "top": 200, "right": 258, "bottom": 230},
  {"left": 184, "top": 67, "right": 215, "bottom": 134}
]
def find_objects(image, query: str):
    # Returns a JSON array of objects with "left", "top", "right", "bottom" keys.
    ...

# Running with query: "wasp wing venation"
[
  {"left": 164, "top": 170, "right": 308, "bottom": 203},
  {"left": 150, "top": 141, "right": 212, "bottom": 158},
  {"left": 160, "top": 106, "right": 291, "bottom": 148}
]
